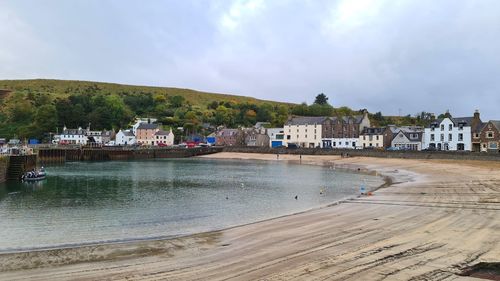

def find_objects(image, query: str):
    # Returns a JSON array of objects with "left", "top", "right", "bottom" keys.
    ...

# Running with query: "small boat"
[{"left": 21, "top": 168, "right": 47, "bottom": 182}]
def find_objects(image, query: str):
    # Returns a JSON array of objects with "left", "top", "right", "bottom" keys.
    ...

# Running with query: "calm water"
[{"left": 0, "top": 158, "right": 383, "bottom": 252}]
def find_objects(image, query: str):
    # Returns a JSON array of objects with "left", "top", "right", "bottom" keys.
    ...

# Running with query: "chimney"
[{"left": 474, "top": 109, "right": 480, "bottom": 120}]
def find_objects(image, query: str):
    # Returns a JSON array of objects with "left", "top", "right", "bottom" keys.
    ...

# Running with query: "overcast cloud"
[{"left": 1, "top": 0, "right": 499, "bottom": 118}]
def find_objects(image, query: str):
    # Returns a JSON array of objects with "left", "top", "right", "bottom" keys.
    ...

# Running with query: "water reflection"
[{"left": 0, "top": 158, "right": 383, "bottom": 251}]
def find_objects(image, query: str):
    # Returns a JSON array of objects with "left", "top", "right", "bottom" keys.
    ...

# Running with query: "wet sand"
[{"left": 0, "top": 152, "right": 499, "bottom": 280}]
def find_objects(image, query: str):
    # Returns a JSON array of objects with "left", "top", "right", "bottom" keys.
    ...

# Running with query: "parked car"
[
  {"left": 386, "top": 146, "right": 400, "bottom": 151},
  {"left": 287, "top": 143, "right": 300, "bottom": 149}
]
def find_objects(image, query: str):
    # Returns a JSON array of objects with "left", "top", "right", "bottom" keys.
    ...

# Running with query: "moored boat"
[{"left": 21, "top": 168, "right": 47, "bottom": 182}]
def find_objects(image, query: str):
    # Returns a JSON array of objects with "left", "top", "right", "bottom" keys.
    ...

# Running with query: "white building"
[
  {"left": 422, "top": 117, "right": 473, "bottom": 151},
  {"left": 329, "top": 138, "right": 360, "bottom": 149},
  {"left": 284, "top": 117, "right": 326, "bottom": 148},
  {"left": 390, "top": 127, "right": 424, "bottom": 151},
  {"left": 267, "top": 128, "right": 285, "bottom": 148},
  {"left": 115, "top": 130, "right": 136, "bottom": 145},
  {"left": 59, "top": 126, "right": 88, "bottom": 145}
]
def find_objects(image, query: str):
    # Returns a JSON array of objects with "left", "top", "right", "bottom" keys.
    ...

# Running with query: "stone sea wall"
[
  {"left": 37, "top": 147, "right": 224, "bottom": 163},
  {"left": 222, "top": 146, "right": 500, "bottom": 161},
  {"left": 0, "top": 156, "right": 8, "bottom": 183}
]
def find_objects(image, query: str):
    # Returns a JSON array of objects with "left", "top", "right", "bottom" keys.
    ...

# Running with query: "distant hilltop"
[{"left": 0, "top": 79, "right": 292, "bottom": 108}]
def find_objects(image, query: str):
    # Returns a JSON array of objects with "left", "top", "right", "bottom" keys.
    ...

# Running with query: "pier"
[
  {"left": 4, "top": 155, "right": 37, "bottom": 181},
  {"left": 37, "top": 147, "right": 223, "bottom": 164}
]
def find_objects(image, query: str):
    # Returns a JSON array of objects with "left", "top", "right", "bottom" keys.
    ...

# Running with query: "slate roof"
[
  {"left": 154, "top": 130, "right": 171, "bottom": 136},
  {"left": 286, "top": 116, "right": 329, "bottom": 125},
  {"left": 286, "top": 115, "right": 367, "bottom": 126},
  {"left": 62, "top": 128, "right": 87, "bottom": 135},
  {"left": 137, "top": 123, "right": 159, "bottom": 130},
  {"left": 451, "top": 117, "right": 474, "bottom": 126},
  {"left": 490, "top": 120, "right": 500, "bottom": 130},
  {"left": 429, "top": 117, "right": 475, "bottom": 127},
  {"left": 361, "top": 127, "right": 385, "bottom": 135},
  {"left": 121, "top": 130, "right": 135, "bottom": 137},
  {"left": 218, "top": 129, "right": 239, "bottom": 136},
  {"left": 395, "top": 129, "right": 423, "bottom": 142}
]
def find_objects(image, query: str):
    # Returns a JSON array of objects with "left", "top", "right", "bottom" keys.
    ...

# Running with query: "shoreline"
[
  {"left": 0, "top": 155, "right": 392, "bottom": 255},
  {"left": 1, "top": 153, "right": 499, "bottom": 280}
]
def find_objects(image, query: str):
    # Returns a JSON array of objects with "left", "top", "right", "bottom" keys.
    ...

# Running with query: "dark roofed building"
[
  {"left": 137, "top": 123, "right": 159, "bottom": 130},
  {"left": 359, "top": 127, "right": 385, "bottom": 149},
  {"left": 478, "top": 120, "right": 500, "bottom": 152}
]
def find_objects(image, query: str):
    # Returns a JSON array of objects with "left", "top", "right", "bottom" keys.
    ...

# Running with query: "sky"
[{"left": 1, "top": 0, "right": 500, "bottom": 119}]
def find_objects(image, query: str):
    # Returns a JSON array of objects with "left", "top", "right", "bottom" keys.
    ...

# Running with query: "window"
[
  {"left": 449, "top": 124, "right": 452, "bottom": 130},
  {"left": 458, "top": 133, "right": 463, "bottom": 141},
  {"left": 333, "top": 142, "right": 336, "bottom": 146},
  {"left": 474, "top": 133, "right": 480, "bottom": 138},
  {"left": 440, "top": 134, "right": 444, "bottom": 141},
  {"left": 489, "top": 142, "right": 498, "bottom": 149},
  {"left": 345, "top": 142, "right": 348, "bottom": 145},
  {"left": 352, "top": 142, "right": 356, "bottom": 147},
  {"left": 376, "top": 136, "right": 379, "bottom": 140},
  {"left": 441, "top": 124, "right": 444, "bottom": 131},
  {"left": 449, "top": 134, "right": 452, "bottom": 141},
  {"left": 487, "top": 131, "right": 494, "bottom": 138},
  {"left": 430, "top": 134, "right": 435, "bottom": 141}
]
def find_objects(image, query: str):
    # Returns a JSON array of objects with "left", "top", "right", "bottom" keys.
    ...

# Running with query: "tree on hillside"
[
  {"left": 168, "top": 95, "right": 185, "bottom": 108},
  {"left": 314, "top": 93, "right": 329, "bottom": 105},
  {"left": 31, "top": 104, "right": 58, "bottom": 139}
]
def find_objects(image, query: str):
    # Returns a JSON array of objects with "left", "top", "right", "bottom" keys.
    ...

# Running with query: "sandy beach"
[{"left": 0, "top": 152, "right": 499, "bottom": 280}]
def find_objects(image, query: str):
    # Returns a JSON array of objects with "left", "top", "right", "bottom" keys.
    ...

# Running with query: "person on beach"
[{"left": 294, "top": 195, "right": 298, "bottom": 200}]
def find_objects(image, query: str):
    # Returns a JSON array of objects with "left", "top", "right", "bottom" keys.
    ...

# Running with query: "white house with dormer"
[
  {"left": 58, "top": 126, "right": 88, "bottom": 145},
  {"left": 422, "top": 117, "right": 473, "bottom": 151},
  {"left": 115, "top": 130, "right": 136, "bottom": 145}
]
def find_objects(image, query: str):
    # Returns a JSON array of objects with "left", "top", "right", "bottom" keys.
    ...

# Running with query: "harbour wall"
[
  {"left": 4, "top": 155, "right": 37, "bottom": 181},
  {"left": 222, "top": 146, "right": 500, "bottom": 161},
  {"left": 38, "top": 147, "right": 223, "bottom": 163},
  {"left": 0, "top": 156, "right": 8, "bottom": 183}
]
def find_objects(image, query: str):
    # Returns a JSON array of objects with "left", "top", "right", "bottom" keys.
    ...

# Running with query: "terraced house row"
[{"left": 283, "top": 110, "right": 499, "bottom": 152}]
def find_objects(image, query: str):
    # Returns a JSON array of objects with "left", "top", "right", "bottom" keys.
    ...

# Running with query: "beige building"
[
  {"left": 359, "top": 127, "right": 385, "bottom": 149},
  {"left": 284, "top": 117, "right": 326, "bottom": 148},
  {"left": 154, "top": 129, "right": 175, "bottom": 146},
  {"left": 136, "top": 123, "right": 160, "bottom": 146}
]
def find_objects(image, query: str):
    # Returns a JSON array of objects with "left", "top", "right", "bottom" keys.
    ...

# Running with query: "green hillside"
[
  {"left": 0, "top": 79, "right": 425, "bottom": 142},
  {"left": 0, "top": 79, "right": 290, "bottom": 108},
  {"left": 0, "top": 79, "right": 294, "bottom": 141}
]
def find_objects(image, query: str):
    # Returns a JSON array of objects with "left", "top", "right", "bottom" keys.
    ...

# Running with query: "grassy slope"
[{"left": 0, "top": 79, "right": 293, "bottom": 107}]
